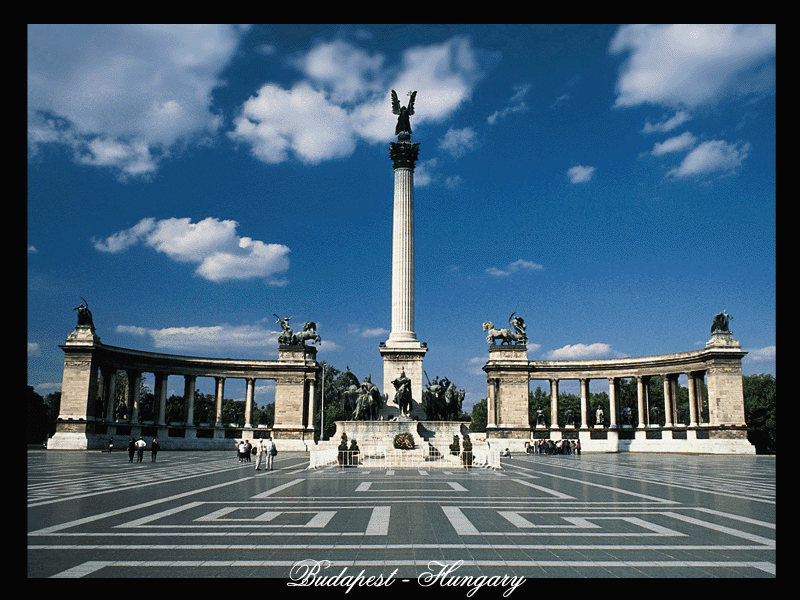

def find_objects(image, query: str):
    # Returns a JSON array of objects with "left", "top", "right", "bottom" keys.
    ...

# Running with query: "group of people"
[
  {"left": 123, "top": 437, "right": 159, "bottom": 462},
  {"left": 525, "top": 439, "right": 581, "bottom": 455},
  {"left": 237, "top": 437, "right": 277, "bottom": 471}
]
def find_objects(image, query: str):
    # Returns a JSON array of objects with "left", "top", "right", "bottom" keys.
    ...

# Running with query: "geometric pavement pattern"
[{"left": 28, "top": 450, "right": 775, "bottom": 579}]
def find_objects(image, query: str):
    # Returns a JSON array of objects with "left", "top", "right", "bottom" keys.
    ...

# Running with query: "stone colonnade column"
[
  {"left": 549, "top": 379, "right": 559, "bottom": 427},
  {"left": 184, "top": 375, "right": 196, "bottom": 426},
  {"left": 214, "top": 376, "right": 225, "bottom": 427},
  {"left": 579, "top": 378, "right": 589, "bottom": 429}
]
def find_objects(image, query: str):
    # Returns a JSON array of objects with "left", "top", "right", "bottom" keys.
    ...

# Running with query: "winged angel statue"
[{"left": 392, "top": 90, "right": 416, "bottom": 138}]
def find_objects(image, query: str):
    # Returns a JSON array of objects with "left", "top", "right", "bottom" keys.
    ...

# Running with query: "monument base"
[{"left": 380, "top": 343, "right": 428, "bottom": 420}]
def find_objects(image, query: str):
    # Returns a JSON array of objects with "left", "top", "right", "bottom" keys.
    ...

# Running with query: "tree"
[
  {"left": 742, "top": 373, "right": 776, "bottom": 453},
  {"left": 469, "top": 398, "right": 487, "bottom": 432},
  {"left": 528, "top": 385, "right": 549, "bottom": 427}
]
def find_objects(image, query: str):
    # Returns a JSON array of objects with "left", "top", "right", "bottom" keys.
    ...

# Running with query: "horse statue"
[
  {"left": 483, "top": 312, "right": 528, "bottom": 345},
  {"left": 443, "top": 382, "right": 464, "bottom": 420},
  {"left": 422, "top": 373, "right": 465, "bottom": 420},
  {"left": 391, "top": 370, "right": 413, "bottom": 417},
  {"left": 292, "top": 321, "right": 321, "bottom": 346},
  {"left": 352, "top": 375, "right": 384, "bottom": 421}
]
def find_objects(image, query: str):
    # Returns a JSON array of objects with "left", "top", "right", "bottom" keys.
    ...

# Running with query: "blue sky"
[{"left": 27, "top": 24, "right": 776, "bottom": 410}]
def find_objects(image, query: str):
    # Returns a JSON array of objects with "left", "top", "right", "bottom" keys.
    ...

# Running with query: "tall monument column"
[{"left": 380, "top": 90, "right": 427, "bottom": 419}]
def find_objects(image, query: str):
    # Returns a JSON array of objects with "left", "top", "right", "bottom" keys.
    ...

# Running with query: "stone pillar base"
[{"left": 380, "top": 344, "right": 427, "bottom": 419}]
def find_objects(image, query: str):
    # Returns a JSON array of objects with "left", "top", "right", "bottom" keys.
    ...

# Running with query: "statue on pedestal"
[
  {"left": 73, "top": 297, "right": 95, "bottom": 328},
  {"left": 391, "top": 90, "right": 416, "bottom": 139},
  {"left": 391, "top": 370, "right": 413, "bottom": 417},
  {"left": 711, "top": 310, "right": 733, "bottom": 334},
  {"left": 352, "top": 375, "right": 384, "bottom": 421},
  {"left": 483, "top": 312, "right": 528, "bottom": 345},
  {"left": 422, "top": 372, "right": 465, "bottom": 420},
  {"left": 274, "top": 314, "right": 293, "bottom": 345},
  {"left": 274, "top": 314, "right": 321, "bottom": 346}
]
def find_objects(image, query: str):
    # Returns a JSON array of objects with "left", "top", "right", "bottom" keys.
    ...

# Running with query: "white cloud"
[
  {"left": 486, "top": 259, "right": 544, "bottom": 277},
  {"left": 439, "top": 127, "right": 479, "bottom": 158},
  {"left": 27, "top": 24, "right": 244, "bottom": 179},
  {"left": 747, "top": 346, "right": 776, "bottom": 362},
  {"left": 488, "top": 83, "right": 532, "bottom": 124},
  {"left": 28, "top": 342, "right": 41, "bottom": 357},
  {"left": 116, "top": 322, "right": 278, "bottom": 352},
  {"left": 230, "top": 37, "right": 485, "bottom": 164},
  {"left": 610, "top": 24, "right": 776, "bottom": 109},
  {"left": 545, "top": 343, "right": 627, "bottom": 360},
  {"left": 651, "top": 131, "right": 697, "bottom": 156},
  {"left": 93, "top": 217, "right": 290, "bottom": 283},
  {"left": 641, "top": 110, "right": 692, "bottom": 134},
  {"left": 666, "top": 139, "right": 750, "bottom": 179},
  {"left": 229, "top": 82, "right": 357, "bottom": 165},
  {"left": 348, "top": 324, "right": 389, "bottom": 338},
  {"left": 567, "top": 165, "right": 596, "bottom": 183}
]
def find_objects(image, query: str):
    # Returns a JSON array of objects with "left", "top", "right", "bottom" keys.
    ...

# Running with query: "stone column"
[
  {"left": 487, "top": 377, "right": 498, "bottom": 428},
  {"left": 662, "top": 375, "right": 673, "bottom": 427},
  {"left": 127, "top": 370, "right": 142, "bottom": 423},
  {"left": 381, "top": 137, "right": 427, "bottom": 417},
  {"left": 102, "top": 368, "right": 117, "bottom": 421},
  {"left": 184, "top": 375, "right": 196, "bottom": 426},
  {"left": 308, "top": 376, "right": 318, "bottom": 431},
  {"left": 636, "top": 376, "right": 646, "bottom": 428},
  {"left": 579, "top": 378, "right": 589, "bottom": 428},
  {"left": 687, "top": 372, "right": 698, "bottom": 427},
  {"left": 549, "top": 379, "right": 559, "bottom": 428},
  {"left": 214, "top": 376, "right": 225, "bottom": 427},
  {"left": 244, "top": 377, "right": 255, "bottom": 428},
  {"left": 155, "top": 372, "right": 168, "bottom": 426},
  {"left": 696, "top": 372, "right": 707, "bottom": 424},
  {"left": 608, "top": 377, "right": 618, "bottom": 429}
]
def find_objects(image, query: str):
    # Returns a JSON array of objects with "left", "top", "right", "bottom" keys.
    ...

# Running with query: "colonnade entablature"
[
  {"left": 50, "top": 324, "right": 321, "bottom": 450},
  {"left": 483, "top": 330, "right": 754, "bottom": 454}
]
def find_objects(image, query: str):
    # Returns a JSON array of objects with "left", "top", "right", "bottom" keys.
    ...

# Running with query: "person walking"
[
  {"left": 135, "top": 437, "right": 146, "bottom": 462},
  {"left": 237, "top": 441, "right": 247, "bottom": 463},
  {"left": 127, "top": 438, "right": 136, "bottom": 463},
  {"left": 253, "top": 438, "right": 265, "bottom": 471},
  {"left": 151, "top": 438, "right": 159, "bottom": 462},
  {"left": 264, "top": 436, "right": 276, "bottom": 471}
]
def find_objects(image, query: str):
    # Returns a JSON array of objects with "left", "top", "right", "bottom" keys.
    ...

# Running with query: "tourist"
[
  {"left": 151, "top": 438, "right": 159, "bottom": 462},
  {"left": 107, "top": 437, "right": 114, "bottom": 453},
  {"left": 575, "top": 440, "right": 581, "bottom": 455},
  {"left": 244, "top": 440, "right": 252, "bottom": 462},
  {"left": 264, "top": 436, "right": 276, "bottom": 471},
  {"left": 253, "top": 438, "right": 266, "bottom": 471},
  {"left": 237, "top": 441, "right": 247, "bottom": 463},
  {"left": 502, "top": 448, "right": 511, "bottom": 457},
  {"left": 127, "top": 438, "right": 136, "bottom": 462},
  {"left": 135, "top": 437, "right": 146, "bottom": 462}
]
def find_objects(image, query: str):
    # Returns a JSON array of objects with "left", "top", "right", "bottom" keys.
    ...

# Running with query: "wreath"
[{"left": 393, "top": 432, "right": 415, "bottom": 450}]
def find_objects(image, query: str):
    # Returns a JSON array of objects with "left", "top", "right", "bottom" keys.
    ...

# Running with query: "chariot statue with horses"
[
  {"left": 483, "top": 312, "right": 528, "bottom": 345},
  {"left": 274, "top": 314, "right": 321, "bottom": 346}
]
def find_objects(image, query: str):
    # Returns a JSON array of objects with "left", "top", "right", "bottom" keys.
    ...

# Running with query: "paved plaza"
[{"left": 27, "top": 449, "right": 775, "bottom": 580}]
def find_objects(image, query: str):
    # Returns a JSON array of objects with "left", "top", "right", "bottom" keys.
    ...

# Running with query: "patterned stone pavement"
[{"left": 27, "top": 449, "right": 775, "bottom": 581}]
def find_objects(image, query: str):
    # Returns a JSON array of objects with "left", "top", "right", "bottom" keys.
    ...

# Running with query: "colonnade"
[
  {"left": 528, "top": 371, "right": 707, "bottom": 429},
  {"left": 96, "top": 369, "right": 274, "bottom": 429},
  {"left": 483, "top": 331, "right": 753, "bottom": 453},
  {"left": 51, "top": 324, "right": 321, "bottom": 450}
]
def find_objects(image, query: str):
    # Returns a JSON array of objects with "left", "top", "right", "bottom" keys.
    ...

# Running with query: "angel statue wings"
[{"left": 392, "top": 90, "right": 416, "bottom": 138}]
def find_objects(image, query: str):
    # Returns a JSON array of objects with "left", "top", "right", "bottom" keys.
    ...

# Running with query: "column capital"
[{"left": 389, "top": 141, "right": 420, "bottom": 169}]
